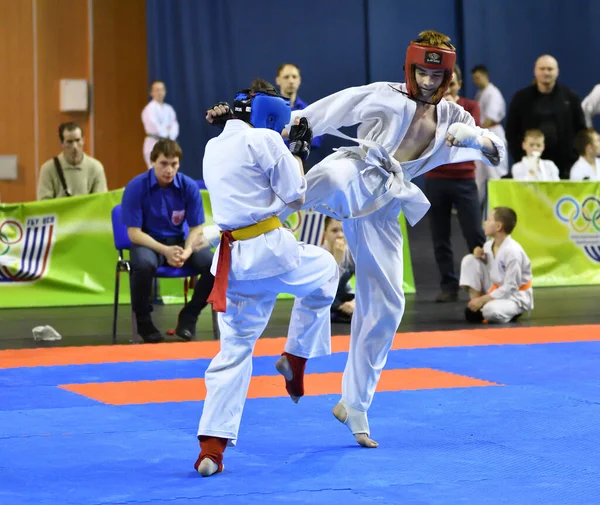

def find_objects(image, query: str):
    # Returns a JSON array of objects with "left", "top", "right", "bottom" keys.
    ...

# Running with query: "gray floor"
[{"left": 1, "top": 214, "right": 598, "bottom": 350}]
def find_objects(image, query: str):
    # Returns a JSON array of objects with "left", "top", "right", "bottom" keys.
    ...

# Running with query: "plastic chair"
[{"left": 110, "top": 204, "right": 219, "bottom": 344}]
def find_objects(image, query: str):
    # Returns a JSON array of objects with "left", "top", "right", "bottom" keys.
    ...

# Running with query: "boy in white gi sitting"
[
  {"left": 570, "top": 128, "right": 600, "bottom": 181},
  {"left": 459, "top": 206, "right": 533, "bottom": 323},
  {"left": 511, "top": 129, "right": 560, "bottom": 181},
  {"left": 194, "top": 79, "right": 339, "bottom": 477}
]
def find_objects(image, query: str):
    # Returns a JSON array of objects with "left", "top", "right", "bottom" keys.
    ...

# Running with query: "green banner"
[
  {"left": 0, "top": 190, "right": 415, "bottom": 308},
  {"left": 488, "top": 180, "right": 600, "bottom": 286}
]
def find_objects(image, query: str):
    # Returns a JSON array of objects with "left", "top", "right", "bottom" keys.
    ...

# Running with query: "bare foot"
[
  {"left": 332, "top": 402, "right": 379, "bottom": 448},
  {"left": 196, "top": 458, "right": 220, "bottom": 477}
]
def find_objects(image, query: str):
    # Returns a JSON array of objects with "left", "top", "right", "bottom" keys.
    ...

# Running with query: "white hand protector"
[
  {"left": 446, "top": 123, "right": 485, "bottom": 150},
  {"left": 202, "top": 225, "right": 221, "bottom": 248}
]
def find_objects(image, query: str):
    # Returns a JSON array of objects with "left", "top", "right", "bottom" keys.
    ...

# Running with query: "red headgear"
[{"left": 404, "top": 41, "right": 456, "bottom": 104}]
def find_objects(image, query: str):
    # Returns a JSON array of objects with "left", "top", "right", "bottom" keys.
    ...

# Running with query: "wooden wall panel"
[
  {"left": 35, "top": 0, "right": 90, "bottom": 168},
  {"left": 0, "top": 0, "right": 147, "bottom": 203},
  {"left": 0, "top": 0, "right": 36, "bottom": 203},
  {"left": 93, "top": 0, "right": 148, "bottom": 190}
]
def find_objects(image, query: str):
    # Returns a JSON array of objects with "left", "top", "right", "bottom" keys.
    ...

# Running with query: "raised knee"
[{"left": 461, "top": 254, "right": 478, "bottom": 270}]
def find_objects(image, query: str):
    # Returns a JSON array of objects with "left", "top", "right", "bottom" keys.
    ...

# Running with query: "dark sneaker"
[{"left": 136, "top": 317, "right": 163, "bottom": 343}]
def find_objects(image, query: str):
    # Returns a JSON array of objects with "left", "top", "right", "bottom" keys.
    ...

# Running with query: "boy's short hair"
[
  {"left": 324, "top": 216, "right": 344, "bottom": 230},
  {"left": 471, "top": 64, "right": 489, "bottom": 76},
  {"left": 493, "top": 207, "right": 517, "bottom": 234},
  {"left": 523, "top": 129, "right": 544, "bottom": 142},
  {"left": 150, "top": 139, "right": 182, "bottom": 162},
  {"left": 573, "top": 128, "right": 597, "bottom": 156},
  {"left": 250, "top": 78, "right": 279, "bottom": 95}
]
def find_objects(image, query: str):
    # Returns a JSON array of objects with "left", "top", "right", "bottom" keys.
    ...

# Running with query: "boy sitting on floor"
[{"left": 459, "top": 206, "right": 533, "bottom": 323}]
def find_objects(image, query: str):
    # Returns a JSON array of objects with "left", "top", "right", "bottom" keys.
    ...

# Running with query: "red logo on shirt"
[{"left": 171, "top": 210, "right": 185, "bottom": 226}]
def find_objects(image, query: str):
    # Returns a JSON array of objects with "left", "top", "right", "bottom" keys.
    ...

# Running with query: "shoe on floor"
[
  {"left": 435, "top": 291, "right": 459, "bottom": 303},
  {"left": 464, "top": 307, "right": 485, "bottom": 323},
  {"left": 136, "top": 317, "right": 163, "bottom": 343},
  {"left": 175, "top": 311, "right": 198, "bottom": 341}
]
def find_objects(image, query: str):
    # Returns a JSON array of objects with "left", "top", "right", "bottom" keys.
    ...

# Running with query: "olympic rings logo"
[
  {"left": 555, "top": 196, "right": 600, "bottom": 233},
  {"left": 0, "top": 220, "right": 23, "bottom": 256}
]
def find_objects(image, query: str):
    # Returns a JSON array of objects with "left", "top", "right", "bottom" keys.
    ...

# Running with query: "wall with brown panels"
[
  {"left": 93, "top": 0, "right": 148, "bottom": 190},
  {"left": 35, "top": 0, "right": 91, "bottom": 169},
  {"left": 0, "top": 0, "right": 36, "bottom": 203},
  {"left": 0, "top": 0, "right": 147, "bottom": 204}
]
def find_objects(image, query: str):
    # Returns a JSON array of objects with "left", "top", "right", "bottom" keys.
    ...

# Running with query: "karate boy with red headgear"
[{"left": 206, "top": 31, "right": 506, "bottom": 450}]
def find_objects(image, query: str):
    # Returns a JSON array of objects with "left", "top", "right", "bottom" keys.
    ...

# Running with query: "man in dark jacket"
[{"left": 506, "top": 55, "right": 586, "bottom": 179}]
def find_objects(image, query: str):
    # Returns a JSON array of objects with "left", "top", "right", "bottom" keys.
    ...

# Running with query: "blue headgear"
[{"left": 233, "top": 88, "right": 291, "bottom": 133}]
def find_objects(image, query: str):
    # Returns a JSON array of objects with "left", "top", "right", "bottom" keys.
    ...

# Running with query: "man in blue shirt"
[
  {"left": 121, "top": 139, "right": 214, "bottom": 343},
  {"left": 276, "top": 63, "right": 322, "bottom": 165}
]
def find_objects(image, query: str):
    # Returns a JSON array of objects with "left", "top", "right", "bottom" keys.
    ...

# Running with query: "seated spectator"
[
  {"left": 511, "top": 129, "right": 560, "bottom": 181},
  {"left": 459, "top": 207, "right": 533, "bottom": 324},
  {"left": 121, "top": 139, "right": 214, "bottom": 343},
  {"left": 37, "top": 122, "right": 107, "bottom": 200},
  {"left": 570, "top": 128, "right": 600, "bottom": 181},
  {"left": 322, "top": 217, "right": 355, "bottom": 323}
]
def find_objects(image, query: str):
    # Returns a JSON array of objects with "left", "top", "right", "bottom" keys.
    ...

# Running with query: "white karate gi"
[
  {"left": 459, "top": 236, "right": 533, "bottom": 323},
  {"left": 582, "top": 84, "right": 600, "bottom": 128},
  {"left": 141, "top": 99, "right": 179, "bottom": 168},
  {"left": 198, "top": 119, "right": 338, "bottom": 443},
  {"left": 282, "top": 81, "right": 505, "bottom": 431},
  {"left": 474, "top": 83, "right": 508, "bottom": 197},
  {"left": 512, "top": 157, "right": 560, "bottom": 181},
  {"left": 570, "top": 156, "right": 600, "bottom": 181}
]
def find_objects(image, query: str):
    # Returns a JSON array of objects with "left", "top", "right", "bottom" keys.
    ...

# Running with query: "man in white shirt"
[
  {"left": 460, "top": 207, "right": 533, "bottom": 323},
  {"left": 195, "top": 79, "right": 338, "bottom": 477},
  {"left": 472, "top": 64, "right": 508, "bottom": 186},
  {"left": 141, "top": 80, "right": 179, "bottom": 169},
  {"left": 570, "top": 128, "right": 600, "bottom": 181},
  {"left": 582, "top": 84, "right": 600, "bottom": 128}
]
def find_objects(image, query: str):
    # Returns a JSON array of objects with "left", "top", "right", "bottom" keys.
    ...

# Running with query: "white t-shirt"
[
  {"left": 512, "top": 157, "right": 560, "bottom": 181},
  {"left": 203, "top": 120, "right": 307, "bottom": 280},
  {"left": 569, "top": 156, "right": 600, "bottom": 181}
]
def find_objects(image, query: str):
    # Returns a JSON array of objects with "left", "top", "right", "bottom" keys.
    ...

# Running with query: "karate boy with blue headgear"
[{"left": 193, "top": 78, "right": 339, "bottom": 477}]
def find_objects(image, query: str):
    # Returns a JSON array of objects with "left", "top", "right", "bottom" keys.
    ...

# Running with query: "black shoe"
[
  {"left": 464, "top": 307, "right": 484, "bottom": 323},
  {"left": 136, "top": 316, "right": 164, "bottom": 343},
  {"left": 435, "top": 291, "right": 459, "bottom": 303},
  {"left": 175, "top": 311, "right": 198, "bottom": 341}
]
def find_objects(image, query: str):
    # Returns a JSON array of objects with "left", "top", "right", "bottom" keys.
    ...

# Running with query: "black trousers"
[
  {"left": 129, "top": 240, "right": 214, "bottom": 320},
  {"left": 425, "top": 178, "right": 486, "bottom": 293}
]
